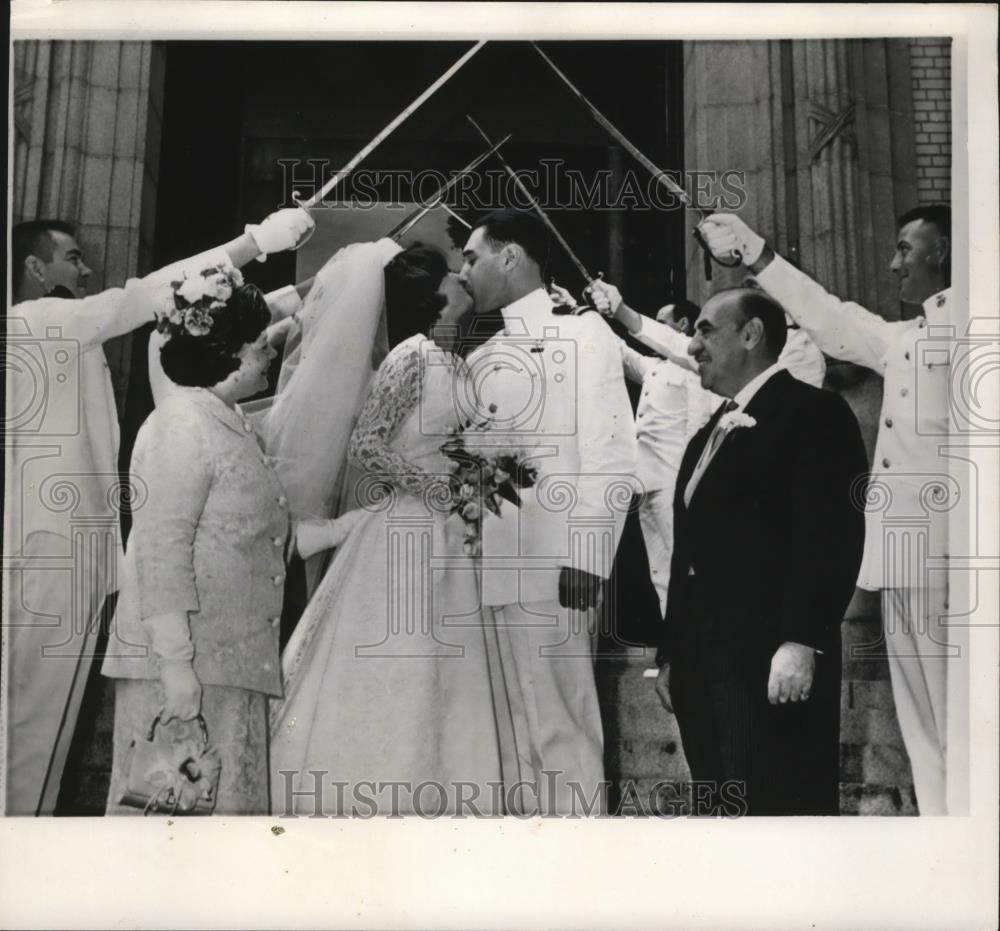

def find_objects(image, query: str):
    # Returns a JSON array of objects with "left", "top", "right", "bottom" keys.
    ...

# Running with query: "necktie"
[{"left": 683, "top": 399, "right": 738, "bottom": 507}]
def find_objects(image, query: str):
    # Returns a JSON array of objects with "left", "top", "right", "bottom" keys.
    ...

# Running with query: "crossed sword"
[{"left": 280, "top": 40, "right": 732, "bottom": 277}]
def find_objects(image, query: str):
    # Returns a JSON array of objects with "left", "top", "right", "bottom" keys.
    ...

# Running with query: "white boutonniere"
[{"left": 718, "top": 410, "right": 757, "bottom": 431}]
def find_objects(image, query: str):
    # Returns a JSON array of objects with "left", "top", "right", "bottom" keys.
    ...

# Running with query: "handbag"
[{"left": 118, "top": 713, "right": 222, "bottom": 815}]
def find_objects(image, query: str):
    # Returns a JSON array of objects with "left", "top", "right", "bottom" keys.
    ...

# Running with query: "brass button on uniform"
[
  {"left": 885, "top": 418, "right": 893, "bottom": 428},
  {"left": 272, "top": 574, "right": 284, "bottom": 587},
  {"left": 882, "top": 458, "right": 890, "bottom": 468},
  {"left": 277, "top": 495, "right": 288, "bottom": 508},
  {"left": 272, "top": 535, "right": 284, "bottom": 547},
  {"left": 270, "top": 616, "right": 281, "bottom": 628}
]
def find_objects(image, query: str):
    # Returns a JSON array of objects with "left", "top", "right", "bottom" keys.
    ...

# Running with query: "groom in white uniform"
[{"left": 459, "top": 210, "right": 637, "bottom": 815}]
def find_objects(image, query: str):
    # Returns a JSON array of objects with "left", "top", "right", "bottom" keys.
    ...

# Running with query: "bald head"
[{"left": 687, "top": 287, "right": 787, "bottom": 397}]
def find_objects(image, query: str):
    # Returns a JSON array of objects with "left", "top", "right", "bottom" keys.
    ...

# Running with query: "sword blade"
[
  {"left": 439, "top": 203, "right": 471, "bottom": 229},
  {"left": 295, "top": 41, "right": 487, "bottom": 209},
  {"left": 386, "top": 133, "right": 512, "bottom": 241},
  {"left": 466, "top": 115, "right": 596, "bottom": 286},
  {"left": 531, "top": 42, "right": 706, "bottom": 218}
]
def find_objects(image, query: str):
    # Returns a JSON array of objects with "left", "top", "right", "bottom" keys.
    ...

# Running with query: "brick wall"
[{"left": 910, "top": 38, "right": 952, "bottom": 204}]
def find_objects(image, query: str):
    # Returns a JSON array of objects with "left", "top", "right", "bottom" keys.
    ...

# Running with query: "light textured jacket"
[{"left": 102, "top": 387, "right": 289, "bottom": 696}]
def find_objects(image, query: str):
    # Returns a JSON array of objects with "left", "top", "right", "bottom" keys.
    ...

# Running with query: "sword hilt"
[{"left": 693, "top": 204, "right": 742, "bottom": 279}]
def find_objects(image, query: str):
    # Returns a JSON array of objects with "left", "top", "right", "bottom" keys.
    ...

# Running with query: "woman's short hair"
[
  {"left": 384, "top": 243, "right": 450, "bottom": 347},
  {"left": 160, "top": 283, "right": 270, "bottom": 387}
]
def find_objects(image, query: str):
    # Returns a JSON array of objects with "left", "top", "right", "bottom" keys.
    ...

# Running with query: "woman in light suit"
[{"left": 102, "top": 267, "right": 289, "bottom": 815}]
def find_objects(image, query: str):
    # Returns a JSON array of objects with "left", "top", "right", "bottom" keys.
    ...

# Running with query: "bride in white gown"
[{"left": 266, "top": 240, "right": 512, "bottom": 816}]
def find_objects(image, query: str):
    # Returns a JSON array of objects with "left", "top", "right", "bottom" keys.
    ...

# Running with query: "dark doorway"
[{"left": 123, "top": 39, "right": 686, "bottom": 457}]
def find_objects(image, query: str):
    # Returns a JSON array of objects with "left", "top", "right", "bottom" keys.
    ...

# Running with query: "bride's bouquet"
[{"left": 440, "top": 414, "right": 538, "bottom": 557}]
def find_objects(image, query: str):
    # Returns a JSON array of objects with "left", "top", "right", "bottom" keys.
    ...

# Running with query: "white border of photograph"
[{"left": 3, "top": 4, "right": 998, "bottom": 929}]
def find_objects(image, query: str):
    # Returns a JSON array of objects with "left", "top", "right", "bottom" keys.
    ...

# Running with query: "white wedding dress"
[{"left": 266, "top": 246, "right": 511, "bottom": 816}]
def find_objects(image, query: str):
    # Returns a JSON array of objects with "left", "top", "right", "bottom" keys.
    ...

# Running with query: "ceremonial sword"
[
  {"left": 466, "top": 115, "right": 603, "bottom": 292},
  {"left": 283, "top": 41, "right": 488, "bottom": 251},
  {"left": 530, "top": 42, "right": 740, "bottom": 275},
  {"left": 385, "top": 133, "right": 512, "bottom": 241}
]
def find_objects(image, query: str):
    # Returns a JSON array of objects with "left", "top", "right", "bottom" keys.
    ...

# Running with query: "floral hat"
[{"left": 155, "top": 264, "right": 245, "bottom": 338}]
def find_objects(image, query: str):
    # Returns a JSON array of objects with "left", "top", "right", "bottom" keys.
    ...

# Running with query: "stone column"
[
  {"left": 682, "top": 40, "right": 787, "bottom": 305},
  {"left": 682, "top": 39, "right": 917, "bottom": 319},
  {"left": 12, "top": 40, "right": 165, "bottom": 409}
]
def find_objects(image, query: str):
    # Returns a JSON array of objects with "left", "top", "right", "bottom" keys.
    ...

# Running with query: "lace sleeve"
[{"left": 348, "top": 342, "right": 437, "bottom": 497}]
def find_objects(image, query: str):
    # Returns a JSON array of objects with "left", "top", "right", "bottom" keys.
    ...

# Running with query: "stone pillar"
[
  {"left": 682, "top": 38, "right": 919, "bottom": 459},
  {"left": 12, "top": 40, "right": 165, "bottom": 409},
  {"left": 682, "top": 39, "right": 917, "bottom": 320},
  {"left": 682, "top": 40, "right": 786, "bottom": 305}
]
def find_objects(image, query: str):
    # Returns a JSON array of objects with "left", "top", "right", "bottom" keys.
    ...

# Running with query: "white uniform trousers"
[
  {"left": 882, "top": 585, "right": 967, "bottom": 815},
  {"left": 637, "top": 488, "right": 674, "bottom": 620},
  {"left": 4, "top": 531, "right": 106, "bottom": 815},
  {"left": 482, "top": 600, "right": 605, "bottom": 815}
]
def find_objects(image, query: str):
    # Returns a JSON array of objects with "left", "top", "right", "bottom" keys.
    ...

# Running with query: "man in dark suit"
[{"left": 653, "top": 287, "right": 868, "bottom": 816}]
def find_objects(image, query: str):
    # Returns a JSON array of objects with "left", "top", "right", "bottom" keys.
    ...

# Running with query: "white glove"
[
  {"left": 246, "top": 207, "right": 316, "bottom": 261},
  {"left": 295, "top": 510, "right": 367, "bottom": 561},
  {"left": 698, "top": 213, "right": 766, "bottom": 266},
  {"left": 160, "top": 661, "right": 203, "bottom": 722},
  {"left": 587, "top": 280, "right": 623, "bottom": 318}
]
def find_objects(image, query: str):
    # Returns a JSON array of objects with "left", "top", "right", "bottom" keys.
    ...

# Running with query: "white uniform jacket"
[
  {"left": 755, "top": 254, "right": 955, "bottom": 590},
  {"left": 466, "top": 289, "right": 638, "bottom": 606}
]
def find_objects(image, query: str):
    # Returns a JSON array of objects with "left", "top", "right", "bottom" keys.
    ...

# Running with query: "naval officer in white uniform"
[{"left": 459, "top": 210, "right": 637, "bottom": 815}]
